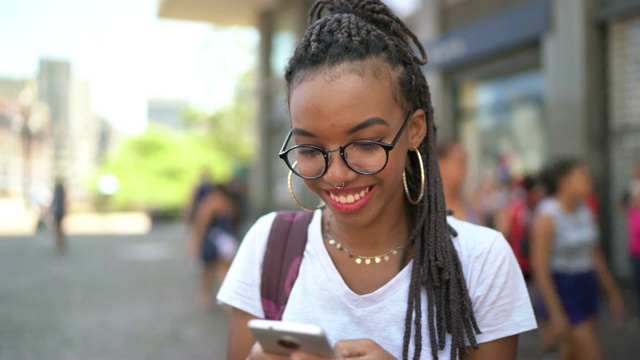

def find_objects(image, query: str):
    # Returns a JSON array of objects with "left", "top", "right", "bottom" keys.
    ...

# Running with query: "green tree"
[{"left": 96, "top": 71, "right": 256, "bottom": 213}]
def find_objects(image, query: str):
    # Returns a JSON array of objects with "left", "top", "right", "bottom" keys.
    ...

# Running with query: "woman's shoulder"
[
  {"left": 448, "top": 216, "right": 503, "bottom": 246},
  {"left": 241, "top": 210, "right": 319, "bottom": 248},
  {"left": 242, "top": 211, "right": 279, "bottom": 243},
  {"left": 536, "top": 197, "right": 559, "bottom": 216},
  {"left": 447, "top": 216, "right": 513, "bottom": 268}
]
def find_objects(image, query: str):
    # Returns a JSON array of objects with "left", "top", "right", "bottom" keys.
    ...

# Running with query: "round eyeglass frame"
[{"left": 278, "top": 110, "right": 414, "bottom": 180}]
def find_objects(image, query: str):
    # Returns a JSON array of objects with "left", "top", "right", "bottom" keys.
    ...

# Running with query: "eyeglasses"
[{"left": 279, "top": 110, "right": 413, "bottom": 180}]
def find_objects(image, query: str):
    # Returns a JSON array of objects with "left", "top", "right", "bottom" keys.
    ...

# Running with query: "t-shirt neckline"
[{"left": 308, "top": 210, "right": 413, "bottom": 307}]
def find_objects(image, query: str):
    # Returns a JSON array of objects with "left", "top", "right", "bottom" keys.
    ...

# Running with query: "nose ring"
[{"left": 334, "top": 182, "right": 345, "bottom": 189}]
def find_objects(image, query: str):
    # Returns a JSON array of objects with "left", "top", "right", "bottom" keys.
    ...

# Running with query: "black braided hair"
[{"left": 284, "top": 1, "right": 480, "bottom": 359}]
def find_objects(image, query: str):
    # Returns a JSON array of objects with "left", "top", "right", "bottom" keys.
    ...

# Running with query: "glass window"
[{"left": 457, "top": 70, "right": 545, "bottom": 187}]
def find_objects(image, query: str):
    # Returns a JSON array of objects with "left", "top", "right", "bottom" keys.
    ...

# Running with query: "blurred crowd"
[
  {"left": 438, "top": 141, "right": 640, "bottom": 358},
  {"left": 185, "top": 142, "right": 640, "bottom": 358}
]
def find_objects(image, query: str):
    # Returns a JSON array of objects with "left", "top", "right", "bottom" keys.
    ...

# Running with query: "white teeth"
[{"left": 330, "top": 187, "right": 370, "bottom": 204}]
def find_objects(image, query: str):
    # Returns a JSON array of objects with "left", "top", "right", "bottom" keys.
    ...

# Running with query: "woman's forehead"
[{"left": 289, "top": 70, "right": 400, "bottom": 124}]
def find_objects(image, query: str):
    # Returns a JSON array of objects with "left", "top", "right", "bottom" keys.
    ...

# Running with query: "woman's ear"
[{"left": 408, "top": 109, "right": 427, "bottom": 149}]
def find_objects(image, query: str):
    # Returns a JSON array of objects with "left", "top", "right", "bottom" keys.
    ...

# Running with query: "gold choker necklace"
[{"left": 323, "top": 214, "right": 405, "bottom": 265}]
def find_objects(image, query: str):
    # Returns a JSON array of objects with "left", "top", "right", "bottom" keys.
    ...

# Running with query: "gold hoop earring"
[
  {"left": 403, "top": 149, "right": 425, "bottom": 205},
  {"left": 288, "top": 170, "right": 324, "bottom": 211}
]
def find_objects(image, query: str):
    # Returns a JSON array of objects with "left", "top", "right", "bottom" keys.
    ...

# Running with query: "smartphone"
[{"left": 247, "top": 319, "right": 335, "bottom": 357}]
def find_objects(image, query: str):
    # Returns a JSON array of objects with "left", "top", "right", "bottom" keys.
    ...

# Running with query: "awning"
[{"left": 158, "top": 0, "right": 278, "bottom": 26}]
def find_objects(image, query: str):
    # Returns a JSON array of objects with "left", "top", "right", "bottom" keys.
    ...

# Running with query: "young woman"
[
  {"left": 500, "top": 175, "right": 544, "bottom": 280},
  {"left": 190, "top": 185, "right": 238, "bottom": 309},
  {"left": 531, "top": 158, "right": 624, "bottom": 360},
  {"left": 625, "top": 178, "right": 640, "bottom": 323},
  {"left": 217, "top": 1, "right": 536, "bottom": 359},
  {"left": 51, "top": 178, "right": 67, "bottom": 253},
  {"left": 437, "top": 141, "right": 482, "bottom": 225}
]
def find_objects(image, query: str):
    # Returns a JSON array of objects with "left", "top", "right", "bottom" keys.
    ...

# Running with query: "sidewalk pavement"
[
  {"left": 1, "top": 222, "right": 639, "bottom": 359},
  {"left": 0, "top": 198, "right": 151, "bottom": 236}
]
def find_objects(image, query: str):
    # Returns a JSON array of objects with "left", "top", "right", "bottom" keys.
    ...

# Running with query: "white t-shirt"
[
  {"left": 217, "top": 210, "right": 537, "bottom": 359},
  {"left": 537, "top": 198, "right": 598, "bottom": 274}
]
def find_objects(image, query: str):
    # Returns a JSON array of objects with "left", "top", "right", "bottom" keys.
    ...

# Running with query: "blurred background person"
[
  {"left": 531, "top": 158, "right": 624, "bottom": 360},
  {"left": 437, "top": 140, "right": 483, "bottom": 224},
  {"left": 188, "top": 184, "right": 238, "bottom": 310},
  {"left": 476, "top": 170, "right": 508, "bottom": 229},
  {"left": 621, "top": 163, "right": 640, "bottom": 209},
  {"left": 499, "top": 175, "right": 544, "bottom": 280},
  {"left": 186, "top": 169, "right": 215, "bottom": 227},
  {"left": 624, "top": 166, "right": 640, "bottom": 326},
  {"left": 50, "top": 178, "right": 67, "bottom": 253}
]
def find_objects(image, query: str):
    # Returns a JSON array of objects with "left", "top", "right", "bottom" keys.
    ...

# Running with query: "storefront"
[
  {"left": 602, "top": 0, "right": 640, "bottom": 276},
  {"left": 425, "top": 0, "right": 549, "bottom": 187},
  {"left": 417, "top": 0, "right": 640, "bottom": 277}
]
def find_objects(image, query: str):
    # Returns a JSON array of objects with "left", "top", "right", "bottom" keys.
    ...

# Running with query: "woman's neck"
[
  {"left": 444, "top": 183, "right": 463, "bottom": 200},
  {"left": 555, "top": 192, "right": 580, "bottom": 213},
  {"left": 326, "top": 200, "right": 409, "bottom": 255}
]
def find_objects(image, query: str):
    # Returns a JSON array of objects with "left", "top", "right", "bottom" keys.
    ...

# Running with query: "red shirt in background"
[{"left": 505, "top": 199, "right": 534, "bottom": 275}]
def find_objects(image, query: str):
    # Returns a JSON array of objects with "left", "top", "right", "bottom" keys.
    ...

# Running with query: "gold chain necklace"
[{"left": 323, "top": 214, "right": 405, "bottom": 265}]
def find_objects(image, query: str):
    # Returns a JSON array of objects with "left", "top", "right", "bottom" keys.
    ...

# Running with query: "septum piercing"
[{"left": 334, "top": 182, "right": 345, "bottom": 189}]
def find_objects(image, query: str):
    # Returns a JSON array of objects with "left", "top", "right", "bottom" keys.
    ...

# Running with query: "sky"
[
  {"left": 0, "top": 0, "right": 418, "bottom": 135},
  {"left": 0, "top": 0, "right": 258, "bottom": 135}
]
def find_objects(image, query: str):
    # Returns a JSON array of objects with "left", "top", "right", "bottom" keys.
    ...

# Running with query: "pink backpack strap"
[{"left": 261, "top": 211, "right": 315, "bottom": 320}]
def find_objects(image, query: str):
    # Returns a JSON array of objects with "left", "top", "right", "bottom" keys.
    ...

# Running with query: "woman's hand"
[
  {"left": 331, "top": 339, "right": 395, "bottom": 360},
  {"left": 248, "top": 339, "right": 395, "bottom": 360},
  {"left": 247, "top": 342, "right": 289, "bottom": 360},
  {"left": 187, "top": 237, "right": 199, "bottom": 261},
  {"left": 609, "top": 291, "right": 625, "bottom": 325},
  {"left": 549, "top": 311, "right": 571, "bottom": 340}
]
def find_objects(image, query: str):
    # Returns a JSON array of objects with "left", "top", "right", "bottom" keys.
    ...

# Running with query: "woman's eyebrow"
[
  {"left": 291, "top": 117, "right": 390, "bottom": 138},
  {"left": 347, "top": 117, "right": 389, "bottom": 135},
  {"left": 291, "top": 128, "right": 317, "bottom": 137}
]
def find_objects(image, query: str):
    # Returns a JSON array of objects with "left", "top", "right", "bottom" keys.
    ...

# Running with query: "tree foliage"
[{"left": 96, "top": 71, "right": 256, "bottom": 212}]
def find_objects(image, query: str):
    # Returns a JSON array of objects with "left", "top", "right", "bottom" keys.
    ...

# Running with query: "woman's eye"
[
  {"left": 352, "top": 142, "right": 379, "bottom": 151},
  {"left": 298, "top": 148, "right": 320, "bottom": 157}
]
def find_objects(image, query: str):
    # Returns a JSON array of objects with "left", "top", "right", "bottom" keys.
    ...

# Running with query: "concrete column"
[
  {"left": 542, "top": 0, "right": 600, "bottom": 158},
  {"left": 543, "top": 0, "right": 619, "bottom": 271},
  {"left": 251, "top": 10, "right": 275, "bottom": 219},
  {"left": 416, "top": 0, "right": 452, "bottom": 140}
]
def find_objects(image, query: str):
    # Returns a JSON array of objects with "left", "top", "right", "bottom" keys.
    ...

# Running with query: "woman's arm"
[
  {"left": 592, "top": 246, "right": 624, "bottom": 321},
  {"left": 227, "top": 307, "right": 259, "bottom": 360},
  {"left": 465, "top": 335, "right": 518, "bottom": 360},
  {"left": 531, "top": 214, "right": 568, "bottom": 333},
  {"left": 592, "top": 246, "right": 619, "bottom": 297},
  {"left": 189, "top": 195, "right": 215, "bottom": 258},
  {"left": 495, "top": 206, "right": 510, "bottom": 238}
]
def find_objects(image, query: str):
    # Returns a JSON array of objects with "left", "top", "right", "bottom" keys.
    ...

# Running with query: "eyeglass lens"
[{"left": 285, "top": 141, "right": 387, "bottom": 178}]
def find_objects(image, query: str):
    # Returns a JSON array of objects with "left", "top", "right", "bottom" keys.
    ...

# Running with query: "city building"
[
  {"left": 37, "top": 59, "right": 103, "bottom": 206},
  {"left": 158, "top": 0, "right": 640, "bottom": 277},
  {"left": 147, "top": 98, "right": 188, "bottom": 129},
  {"left": 0, "top": 78, "right": 53, "bottom": 200}
]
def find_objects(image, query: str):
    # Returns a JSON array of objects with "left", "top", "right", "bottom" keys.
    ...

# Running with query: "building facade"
[
  {"left": 148, "top": 98, "right": 188, "bottom": 129},
  {"left": 37, "top": 59, "right": 102, "bottom": 206},
  {"left": 0, "top": 78, "right": 53, "bottom": 200},
  {"left": 414, "top": 0, "right": 640, "bottom": 277},
  {"left": 602, "top": 0, "right": 640, "bottom": 276}
]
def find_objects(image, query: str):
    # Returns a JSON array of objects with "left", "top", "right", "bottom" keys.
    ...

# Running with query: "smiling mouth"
[{"left": 329, "top": 187, "right": 371, "bottom": 204}]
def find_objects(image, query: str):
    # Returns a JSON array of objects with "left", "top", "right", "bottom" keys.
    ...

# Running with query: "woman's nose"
[{"left": 323, "top": 151, "right": 357, "bottom": 186}]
